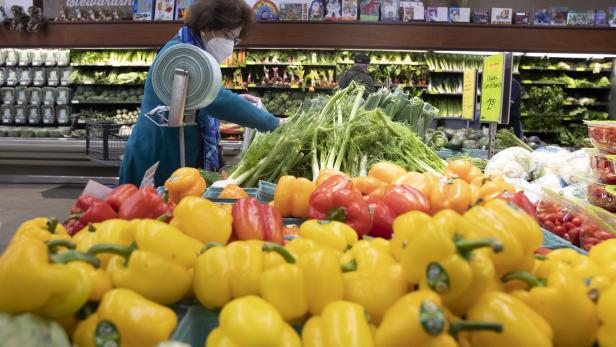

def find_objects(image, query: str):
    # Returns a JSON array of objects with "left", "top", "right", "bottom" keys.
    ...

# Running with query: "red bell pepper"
[
  {"left": 365, "top": 196, "right": 397, "bottom": 239},
  {"left": 498, "top": 191, "right": 538, "bottom": 222},
  {"left": 381, "top": 184, "right": 431, "bottom": 215},
  {"left": 70, "top": 195, "right": 99, "bottom": 215},
  {"left": 65, "top": 198, "right": 118, "bottom": 236},
  {"left": 231, "top": 197, "right": 283, "bottom": 244},
  {"left": 104, "top": 184, "right": 139, "bottom": 212},
  {"left": 308, "top": 175, "right": 372, "bottom": 237},
  {"left": 118, "top": 187, "right": 174, "bottom": 220}
]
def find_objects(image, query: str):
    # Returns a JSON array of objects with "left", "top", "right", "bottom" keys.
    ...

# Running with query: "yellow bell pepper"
[
  {"left": 598, "top": 282, "right": 616, "bottom": 347},
  {"left": 11, "top": 217, "right": 70, "bottom": 245},
  {"left": 193, "top": 241, "right": 264, "bottom": 309},
  {"left": 262, "top": 237, "right": 320, "bottom": 270},
  {"left": 74, "top": 219, "right": 134, "bottom": 268},
  {"left": 504, "top": 260, "right": 599, "bottom": 347},
  {"left": 128, "top": 219, "right": 203, "bottom": 268},
  {"left": 299, "top": 220, "right": 358, "bottom": 253},
  {"left": 368, "top": 161, "right": 407, "bottom": 184},
  {"left": 164, "top": 167, "right": 207, "bottom": 204},
  {"left": 72, "top": 313, "right": 100, "bottom": 347},
  {"left": 430, "top": 177, "right": 473, "bottom": 214},
  {"left": 260, "top": 243, "right": 308, "bottom": 322},
  {"left": 97, "top": 288, "right": 177, "bottom": 347},
  {"left": 376, "top": 290, "right": 502, "bottom": 347},
  {"left": 342, "top": 253, "right": 407, "bottom": 324},
  {"left": 88, "top": 222, "right": 197, "bottom": 305},
  {"left": 206, "top": 295, "right": 300, "bottom": 347},
  {"left": 463, "top": 198, "right": 542, "bottom": 276},
  {"left": 547, "top": 248, "right": 603, "bottom": 283},
  {"left": 444, "top": 159, "right": 484, "bottom": 184},
  {"left": 589, "top": 239, "right": 616, "bottom": 280},
  {"left": 0, "top": 238, "right": 97, "bottom": 318},
  {"left": 340, "top": 239, "right": 395, "bottom": 269},
  {"left": 302, "top": 301, "right": 375, "bottom": 347},
  {"left": 466, "top": 291, "right": 553, "bottom": 347},
  {"left": 219, "top": 184, "right": 249, "bottom": 199},
  {"left": 274, "top": 175, "right": 316, "bottom": 218},
  {"left": 70, "top": 261, "right": 113, "bottom": 302},
  {"left": 389, "top": 211, "right": 432, "bottom": 261},
  {"left": 470, "top": 176, "right": 515, "bottom": 203},
  {"left": 298, "top": 248, "right": 345, "bottom": 316},
  {"left": 171, "top": 196, "right": 233, "bottom": 244}
]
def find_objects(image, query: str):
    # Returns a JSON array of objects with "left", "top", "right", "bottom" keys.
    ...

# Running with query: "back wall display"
[{"left": 42, "top": 0, "right": 133, "bottom": 20}]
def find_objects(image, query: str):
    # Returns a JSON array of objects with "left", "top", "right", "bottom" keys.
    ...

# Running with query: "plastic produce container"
[
  {"left": 586, "top": 148, "right": 616, "bottom": 184},
  {"left": 586, "top": 120, "right": 616, "bottom": 154},
  {"left": 586, "top": 180, "right": 616, "bottom": 213}
]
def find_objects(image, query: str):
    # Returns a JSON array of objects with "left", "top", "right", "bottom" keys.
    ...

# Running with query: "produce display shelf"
[
  {"left": 563, "top": 102, "right": 609, "bottom": 107},
  {"left": 426, "top": 92, "right": 463, "bottom": 96},
  {"left": 519, "top": 67, "right": 612, "bottom": 72},
  {"left": 247, "top": 86, "right": 335, "bottom": 91},
  {"left": 245, "top": 63, "right": 337, "bottom": 67},
  {"left": 374, "top": 84, "right": 429, "bottom": 89},
  {"left": 525, "top": 129, "right": 561, "bottom": 134},
  {"left": 70, "top": 83, "right": 146, "bottom": 87},
  {"left": 564, "top": 86, "right": 612, "bottom": 90},
  {"left": 69, "top": 64, "right": 151, "bottom": 68},
  {"left": 338, "top": 62, "right": 427, "bottom": 66},
  {"left": 521, "top": 81, "right": 568, "bottom": 85},
  {"left": 71, "top": 101, "right": 142, "bottom": 105}
]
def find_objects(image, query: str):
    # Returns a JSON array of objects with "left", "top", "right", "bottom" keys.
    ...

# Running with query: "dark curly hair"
[{"left": 185, "top": 0, "right": 255, "bottom": 39}]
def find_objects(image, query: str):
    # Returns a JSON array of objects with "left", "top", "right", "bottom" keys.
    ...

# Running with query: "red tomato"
[
  {"left": 553, "top": 225, "right": 566, "bottom": 237},
  {"left": 572, "top": 217, "right": 582, "bottom": 227},
  {"left": 564, "top": 222, "right": 575, "bottom": 231},
  {"left": 544, "top": 221, "right": 556, "bottom": 231}
]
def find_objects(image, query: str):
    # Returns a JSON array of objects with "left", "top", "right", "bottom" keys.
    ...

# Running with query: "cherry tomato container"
[
  {"left": 586, "top": 120, "right": 616, "bottom": 154},
  {"left": 586, "top": 148, "right": 616, "bottom": 184},
  {"left": 586, "top": 181, "right": 616, "bottom": 213}
]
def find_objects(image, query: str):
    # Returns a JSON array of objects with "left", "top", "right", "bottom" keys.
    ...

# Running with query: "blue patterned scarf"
[{"left": 177, "top": 26, "right": 222, "bottom": 171}]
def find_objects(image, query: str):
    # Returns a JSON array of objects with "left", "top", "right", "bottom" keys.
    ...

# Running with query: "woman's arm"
[{"left": 202, "top": 89, "right": 280, "bottom": 132}]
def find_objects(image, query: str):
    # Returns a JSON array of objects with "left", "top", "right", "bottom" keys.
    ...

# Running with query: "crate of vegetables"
[
  {"left": 537, "top": 188, "right": 616, "bottom": 251},
  {"left": 586, "top": 120, "right": 616, "bottom": 154}
]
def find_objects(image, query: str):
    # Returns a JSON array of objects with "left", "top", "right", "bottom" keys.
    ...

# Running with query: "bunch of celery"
[{"left": 229, "top": 84, "right": 445, "bottom": 187}]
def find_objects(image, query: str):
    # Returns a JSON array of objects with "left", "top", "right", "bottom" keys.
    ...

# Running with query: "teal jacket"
[{"left": 119, "top": 37, "right": 279, "bottom": 186}]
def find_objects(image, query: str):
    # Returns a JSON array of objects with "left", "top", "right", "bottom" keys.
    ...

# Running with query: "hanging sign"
[{"left": 462, "top": 69, "right": 477, "bottom": 120}]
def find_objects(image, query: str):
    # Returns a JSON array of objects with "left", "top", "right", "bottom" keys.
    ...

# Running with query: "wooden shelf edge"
[{"left": 2, "top": 22, "right": 616, "bottom": 53}]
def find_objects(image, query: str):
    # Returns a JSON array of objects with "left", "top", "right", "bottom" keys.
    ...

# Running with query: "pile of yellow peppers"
[{"left": 3, "top": 192, "right": 616, "bottom": 347}]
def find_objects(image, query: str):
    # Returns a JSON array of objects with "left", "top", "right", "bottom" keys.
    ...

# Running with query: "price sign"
[
  {"left": 480, "top": 53, "right": 513, "bottom": 124},
  {"left": 462, "top": 70, "right": 477, "bottom": 120}
]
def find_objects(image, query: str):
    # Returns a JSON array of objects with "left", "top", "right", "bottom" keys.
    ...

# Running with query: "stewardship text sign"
[{"left": 462, "top": 69, "right": 477, "bottom": 120}]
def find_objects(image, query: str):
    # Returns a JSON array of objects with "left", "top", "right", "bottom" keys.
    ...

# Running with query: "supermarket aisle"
[{"left": 0, "top": 184, "right": 83, "bottom": 252}]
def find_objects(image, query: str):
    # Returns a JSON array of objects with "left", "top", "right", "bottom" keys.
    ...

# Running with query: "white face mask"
[{"left": 202, "top": 31, "right": 234, "bottom": 64}]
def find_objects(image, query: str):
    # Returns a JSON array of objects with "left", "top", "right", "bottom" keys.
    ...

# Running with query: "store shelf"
[
  {"left": 426, "top": 92, "right": 463, "bottom": 96},
  {"left": 563, "top": 102, "right": 609, "bottom": 106},
  {"left": 245, "top": 63, "right": 337, "bottom": 67},
  {"left": 563, "top": 86, "right": 612, "bottom": 90},
  {"left": 4, "top": 22, "right": 616, "bottom": 54},
  {"left": 71, "top": 101, "right": 142, "bottom": 105},
  {"left": 69, "top": 64, "right": 151, "bottom": 68},
  {"left": 247, "top": 85, "right": 335, "bottom": 91},
  {"left": 519, "top": 66, "right": 612, "bottom": 72},
  {"left": 70, "top": 83, "right": 146, "bottom": 87},
  {"left": 375, "top": 84, "right": 429, "bottom": 89},
  {"left": 339, "top": 62, "right": 426, "bottom": 66},
  {"left": 521, "top": 81, "right": 568, "bottom": 85}
]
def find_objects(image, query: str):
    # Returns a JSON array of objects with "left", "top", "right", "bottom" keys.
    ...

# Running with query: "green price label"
[{"left": 480, "top": 53, "right": 505, "bottom": 123}]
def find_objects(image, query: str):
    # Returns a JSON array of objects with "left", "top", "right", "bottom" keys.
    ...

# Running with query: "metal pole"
[{"left": 488, "top": 123, "right": 497, "bottom": 159}]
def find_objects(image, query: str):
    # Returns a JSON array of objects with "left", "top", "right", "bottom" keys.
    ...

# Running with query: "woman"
[{"left": 120, "top": 0, "right": 280, "bottom": 186}]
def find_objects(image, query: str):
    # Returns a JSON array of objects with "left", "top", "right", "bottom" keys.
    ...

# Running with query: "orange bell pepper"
[
  {"left": 444, "top": 159, "right": 484, "bottom": 184},
  {"left": 315, "top": 170, "right": 349, "bottom": 187},
  {"left": 368, "top": 162, "right": 407, "bottom": 184},
  {"left": 352, "top": 176, "right": 388, "bottom": 196},
  {"left": 394, "top": 172, "right": 435, "bottom": 198},
  {"left": 431, "top": 177, "right": 472, "bottom": 214},
  {"left": 471, "top": 176, "right": 515, "bottom": 203},
  {"left": 274, "top": 176, "right": 316, "bottom": 218},
  {"left": 164, "top": 167, "right": 207, "bottom": 204},
  {"left": 219, "top": 184, "right": 249, "bottom": 199}
]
